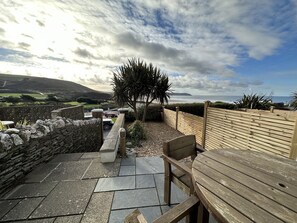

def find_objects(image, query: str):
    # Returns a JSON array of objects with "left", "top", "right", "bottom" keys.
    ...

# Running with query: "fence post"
[
  {"left": 201, "top": 101, "right": 210, "bottom": 149},
  {"left": 176, "top": 106, "right": 179, "bottom": 130},
  {"left": 289, "top": 119, "right": 297, "bottom": 159},
  {"left": 270, "top": 106, "right": 275, "bottom": 113},
  {"left": 92, "top": 109, "right": 104, "bottom": 147},
  {"left": 119, "top": 128, "right": 126, "bottom": 157}
]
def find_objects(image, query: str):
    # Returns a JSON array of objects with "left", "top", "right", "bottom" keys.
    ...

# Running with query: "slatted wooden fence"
[
  {"left": 163, "top": 108, "right": 204, "bottom": 145},
  {"left": 205, "top": 107, "right": 297, "bottom": 159}
]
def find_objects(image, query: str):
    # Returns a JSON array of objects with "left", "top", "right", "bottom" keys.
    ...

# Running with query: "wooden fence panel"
[
  {"left": 205, "top": 107, "right": 296, "bottom": 159},
  {"left": 177, "top": 111, "right": 204, "bottom": 145},
  {"left": 163, "top": 108, "right": 204, "bottom": 145},
  {"left": 163, "top": 109, "right": 176, "bottom": 129}
]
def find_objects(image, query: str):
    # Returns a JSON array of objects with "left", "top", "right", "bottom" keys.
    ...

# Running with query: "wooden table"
[{"left": 192, "top": 149, "right": 297, "bottom": 223}]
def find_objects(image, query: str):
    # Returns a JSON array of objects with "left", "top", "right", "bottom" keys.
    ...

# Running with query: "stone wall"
[
  {"left": 51, "top": 105, "right": 84, "bottom": 120},
  {"left": 0, "top": 117, "right": 102, "bottom": 196},
  {"left": 0, "top": 104, "right": 67, "bottom": 123}
]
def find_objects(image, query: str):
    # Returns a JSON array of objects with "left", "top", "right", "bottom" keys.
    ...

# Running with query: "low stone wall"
[
  {"left": 100, "top": 113, "right": 125, "bottom": 163},
  {"left": 51, "top": 105, "right": 84, "bottom": 120},
  {"left": 0, "top": 104, "right": 67, "bottom": 123},
  {"left": 0, "top": 117, "right": 102, "bottom": 196}
]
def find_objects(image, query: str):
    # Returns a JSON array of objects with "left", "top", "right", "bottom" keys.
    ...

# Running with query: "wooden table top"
[{"left": 192, "top": 149, "right": 297, "bottom": 223}]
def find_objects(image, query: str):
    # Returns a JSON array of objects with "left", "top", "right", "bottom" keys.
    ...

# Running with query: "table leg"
[{"left": 198, "top": 203, "right": 209, "bottom": 223}]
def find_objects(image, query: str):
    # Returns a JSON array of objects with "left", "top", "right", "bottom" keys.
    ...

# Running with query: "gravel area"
[{"left": 132, "top": 122, "right": 183, "bottom": 157}]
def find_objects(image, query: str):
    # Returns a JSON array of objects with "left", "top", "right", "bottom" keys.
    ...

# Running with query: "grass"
[
  {"left": 63, "top": 101, "right": 81, "bottom": 106},
  {"left": 0, "top": 93, "right": 46, "bottom": 99}
]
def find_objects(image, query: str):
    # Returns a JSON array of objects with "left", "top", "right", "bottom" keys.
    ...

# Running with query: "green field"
[{"left": 0, "top": 93, "right": 46, "bottom": 99}]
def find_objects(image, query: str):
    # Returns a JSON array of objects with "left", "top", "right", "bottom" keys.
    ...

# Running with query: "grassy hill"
[{"left": 0, "top": 74, "right": 111, "bottom": 100}]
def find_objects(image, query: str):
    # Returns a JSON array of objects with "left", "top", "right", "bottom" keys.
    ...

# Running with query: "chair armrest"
[
  {"left": 153, "top": 196, "right": 200, "bottom": 223},
  {"left": 196, "top": 143, "right": 205, "bottom": 153},
  {"left": 162, "top": 154, "right": 192, "bottom": 177}
]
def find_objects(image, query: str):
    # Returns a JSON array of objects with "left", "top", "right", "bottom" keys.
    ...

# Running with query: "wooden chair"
[
  {"left": 124, "top": 196, "right": 199, "bottom": 223},
  {"left": 162, "top": 135, "right": 203, "bottom": 205}
]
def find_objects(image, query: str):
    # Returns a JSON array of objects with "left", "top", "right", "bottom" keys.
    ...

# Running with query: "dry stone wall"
[
  {"left": 0, "top": 105, "right": 67, "bottom": 123},
  {"left": 0, "top": 117, "right": 102, "bottom": 196}
]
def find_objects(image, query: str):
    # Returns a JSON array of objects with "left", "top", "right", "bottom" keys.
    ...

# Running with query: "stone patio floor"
[{"left": 0, "top": 152, "right": 189, "bottom": 223}]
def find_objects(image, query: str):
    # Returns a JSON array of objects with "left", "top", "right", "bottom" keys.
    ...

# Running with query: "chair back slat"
[{"left": 164, "top": 135, "right": 196, "bottom": 160}]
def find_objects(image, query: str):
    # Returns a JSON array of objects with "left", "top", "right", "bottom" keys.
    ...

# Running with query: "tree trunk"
[
  {"left": 142, "top": 105, "right": 147, "bottom": 122},
  {"left": 142, "top": 97, "right": 150, "bottom": 122},
  {"left": 133, "top": 106, "right": 139, "bottom": 120}
]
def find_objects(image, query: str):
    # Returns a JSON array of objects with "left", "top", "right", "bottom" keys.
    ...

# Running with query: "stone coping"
[{"left": 100, "top": 114, "right": 125, "bottom": 162}]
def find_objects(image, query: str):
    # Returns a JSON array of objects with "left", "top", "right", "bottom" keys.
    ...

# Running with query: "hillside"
[{"left": 0, "top": 74, "right": 111, "bottom": 100}]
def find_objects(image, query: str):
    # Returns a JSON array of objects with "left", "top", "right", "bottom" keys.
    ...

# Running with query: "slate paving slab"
[
  {"left": 44, "top": 160, "right": 92, "bottom": 182},
  {"left": 30, "top": 180, "right": 97, "bottom": 218},
  {"left": 83, "top": 158, "right": 120, "bottom": 179},
  {"left": 16, "top": 218, "right": 55, "bottom": 223},
  {"left": 121, "top": 155, "right": 136, "bottom": 166},
  {"left": 136, "top": 175, "right": 155, "bottom": 188},
  {"left": 154, "top": 174, "right": 188, "bottom": 205},
  {"left": 54, "top": 215, "right": 82, "bottom": 223},
  {"left": 136, "top": 157, "right": 164, "bottom": 175},
  {"left": 24, "top": 163, "right": 60, "bottom": 183},
  {"left": 80, "top": 152, "right": 100, "bottom": 159},
  {"left": 1, "top": 197, "right": 43, "bottom": 221},
  {"left": 81, "top": 192, "right": 113, "bottom": 223},
  {"left": 94, "top": 176, "right": 135, "bottom": 192},
  {"left": 4, "top": 182, "right": 58, "bottom": 199},
  {"left": 119, "top": 166, "right": 135, "bottom": 176},
  {"left": 109, "top": 206, "right": 162, "bottom": 223},
  {"left": 112, "top": 188, "right": 159, "bottom": 210},
  {"left": 49, "top": 153, "right": 83, "bottom": 163},
  {"left": 0, "top": 200, "right": 20, "bottom": 219}
]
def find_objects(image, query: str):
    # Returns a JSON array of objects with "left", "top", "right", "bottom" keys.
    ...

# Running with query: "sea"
[{"left": 168, "top": 95, "right": 293, "bottom": 104}]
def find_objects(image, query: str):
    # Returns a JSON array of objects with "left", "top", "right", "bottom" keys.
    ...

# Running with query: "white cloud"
[{"left": 0, "top": 0, "right": 296, "bottom": 94}]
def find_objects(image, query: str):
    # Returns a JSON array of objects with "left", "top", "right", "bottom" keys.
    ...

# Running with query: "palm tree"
[
  {"left": 292, "top": 92, "right": 297, "bottom": 110},
  {"left": 235, "top": 93, "right": 272, "bottom": 109},
  {"left": 112, "top": 58, "right": 171, "bottom": 121}
]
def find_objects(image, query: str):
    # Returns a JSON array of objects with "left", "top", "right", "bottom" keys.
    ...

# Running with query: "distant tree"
[
  {"left": 20, "top": 94, "right": 37, "bottom": 102},
  {"left": 76, "top": 97, "right": 98, "bottom": 104},
  {"left": 235, "top": 93, "right": 272, "bottom": 109},
  {"left": 112, "top": 58, "right": 171, "bottom": 121},
  {"left": 46, "top": 94, "right": 59, "bottom": 102},
  {"left": 292, "top": 92, "right": 297, "bottom": 110},
  {"left": 4, "top": 96, "right": 21, "bottom": 104}
]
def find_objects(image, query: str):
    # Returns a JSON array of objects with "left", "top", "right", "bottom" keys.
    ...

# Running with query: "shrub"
[
  {"left": 165, "top": 102, "right": 236, "bottom": 117},
  {"left": 165, "top": 103, "right": 205, "bottom": 117},
  {"left": 77, "top": 97, "right": 98, "bottom": 104},
  {"left": 20, "top": 94, "right": 37, "bottom": 102},
  {"left": 125, "top": 106, "right": 162, "bottom": 122},
  {"left": 292, "top": 92, "right": 297, "bottom": 110},
  {"left": 127, "top": 120, "right": 146, "bottom": 146},
  {"left": 211, "top": 101, "right": 236, "bottom": 110},
  {"left": 235, "top": 94, "right": 272, "bottom": 109},
  {"left": 4, "top": 96, "right": 21, "bottom": 104}
]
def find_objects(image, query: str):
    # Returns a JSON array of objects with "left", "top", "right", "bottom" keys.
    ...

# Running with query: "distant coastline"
[
  {"left": 169, "top": 93, "right": 192, "bottom": 96},
  {"left": 168, "top": 95, "right": 292, "bottom": 104}
]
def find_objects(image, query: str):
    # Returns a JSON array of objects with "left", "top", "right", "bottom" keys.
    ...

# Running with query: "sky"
[{"left": 0, "top": 0, "right": 297, "bottom": 96}]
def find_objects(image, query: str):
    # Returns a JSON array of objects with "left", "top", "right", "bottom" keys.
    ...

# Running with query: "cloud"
[
  {"left": 0, "top": 0, "right": 296, "bottom": 94},
  {"left": 18, "top": 42, "right": 30, "bottom": 50},
  {"left": 36, "top": 19, "right": 44, "bottom": 26},
  {"left": 171, "top": 73, "right": 264, "bottom": 93}
]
